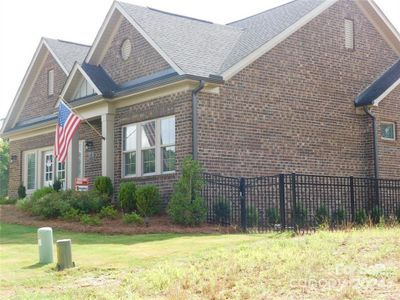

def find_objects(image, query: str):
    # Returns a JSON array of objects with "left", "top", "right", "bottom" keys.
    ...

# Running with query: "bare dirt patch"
[{"left": 0, "top": 205, "right": 234, "bottom": 234}]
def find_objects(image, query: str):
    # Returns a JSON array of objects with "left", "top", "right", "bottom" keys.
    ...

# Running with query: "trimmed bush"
[
  {"left": 119, "top": 182, "right": 137, "bottom": 213},
  {"left": 246, "top": 206, "right": 259, "bottom": 228},
  {"left": 214, "top": 200, "right": 231, "bottom": 224},
  {"left": 67, "top": 190, "right": 107, "bottom": 214},
  {"left": 0, "top": 197, "right": 17, "bottom": 205},
  {"left": 293, "top": 203, "right": 308, "bottom": 228},
  {"left": 266, "top": 207, "right": 280, "bottom": 225},
  {"left": 18, "top": 184, "right": 26, "bottom": 199},
  {"left": 52, "top": 178, "right": 62, "bottom": 192},
  {"left": 99, "top": 206, "right": 118, "bottom": 219},
  {"left": 332, "top": 209, "right": 346, "bottom": 225},
  {"left": 371, "top": 206, "right": 383, "bottom": 224},
  {"left": 80, "top": 214, "right": 102, "bottom": 226},
  {"left": 16, "top": 197, "right": 32, "bottom": 212},
  {"left": 31, "top": 187, "right": 54, "bottom": 202},
  {"left": 62, "top": 207, "right": 81, "bottom": 222},
  {"left": 31, "top": 192, "right": 70, "bottom": 219},
  {"left": 315, "top": 206, "right": 329, "bottom": 225},
  {"left": 136, "top": 185, "right": 161, "bottom": 217},
  {"left": 355, "top": 209, "right": 368, "bottom": 225},
  {"left": 396, "top": 208, "right": 400, "bottom": 223},
  {"left": 167, "top": 157, "right": 206, "bottom": 226},
  {"left": 123, "top": 212, "right": 144, "bottom": 225},
  {"left": 94, "top": 176, "right": 113, "bottom": 197}
]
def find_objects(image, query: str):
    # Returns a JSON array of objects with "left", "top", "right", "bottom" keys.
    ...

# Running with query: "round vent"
[{"left": 121, "top": 39, "right": 132, "bottom": 61}]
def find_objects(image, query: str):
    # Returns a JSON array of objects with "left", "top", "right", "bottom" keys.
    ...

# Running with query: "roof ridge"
[
  {"left": 226, "top": 0, "right": 298, "bottom": 26},
  {"left": 147, "top": 7, "right": 214, "bottom": 24},
  {"left": 43, "top": 37, "right": 90, "bottom": 47}
]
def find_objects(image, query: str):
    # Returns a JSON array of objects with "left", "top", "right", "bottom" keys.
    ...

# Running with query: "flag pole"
[{"left": 58, "top": 96, "right": 105, "bottom": 140}]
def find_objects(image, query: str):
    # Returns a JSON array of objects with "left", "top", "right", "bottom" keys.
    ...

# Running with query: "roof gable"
[{"left": 1, "top": 38, "right": 89, "bottom": 134}]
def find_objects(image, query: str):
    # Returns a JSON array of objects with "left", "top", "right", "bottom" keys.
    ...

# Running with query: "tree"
[{"left": 0, "top": 139, "right": 10, "bottom": 197}]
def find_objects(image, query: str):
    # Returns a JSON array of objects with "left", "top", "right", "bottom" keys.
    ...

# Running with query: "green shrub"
[
  {"left": 293, "top": 203, "right": 308, "bottom": 228},
  {"left": 246, "top": 206, "right": 259, "bottom": 228},
  {"left": 119, "top": 182, "right": 137, "bottom": 213},
  {"left": 136, "top": 185, "right": 161, "bottom": 217},
  {"left": 0, "top": 197, "right": 17, "bottom": 205},
  {"left": 52, "top": 178, "right": 62, "bottom": 192},
  {"left": 31, "top": 187, "right": 54, "bottom": 202},
  {"left": 315, "top": 206, "right": 329, "bottom": 225},
  {"left": 99, "top": 206, "right": 118, "bottom": 219},
  {"left": 371, "top": 206, "right": 383, "bottom": 224},
  {"left": 214, "top": 200, "right": 231, "bottom": 224},
  {"left": 62, "top": 207, "right": 81, "bottom": 221},
  {"left": 332, "top": 209, "right": 346, "bottom": 225},
  {"left": 122, "top": 212, "right": 144, "bottom": 225},
  {"left": 31, "top": 192, "right": 70, "bottom": 219},
  {"left": 18, "top": 184, "right": 26, "bottom": 199},
  {"left": 80, "top": 214, "right": 102, "bottom": 226},
  {"left": 94, "top": 176, "right": 113, "bottom": 197},
  {"left": 167, "top": 157, "right": 206, "bottom": 226},
  {"left": 355, "top": 209, "right": 368, "bottom": 225},
  {"left": 266, "top": 207, "right": 280, "bottom": 225},
  {"left": 67, "top": 190, "right": 107, "bottom": 214},
  {"left": 16, "top": 197, "right": 32, "bottom": 212},
  {"left": 396, "top": 208, "right": 400, "bottom": 223}
]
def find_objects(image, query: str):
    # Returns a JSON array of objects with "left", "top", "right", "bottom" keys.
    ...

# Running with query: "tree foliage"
[{"left": 0, "top": 139, "right": 9, "bottom": 197}]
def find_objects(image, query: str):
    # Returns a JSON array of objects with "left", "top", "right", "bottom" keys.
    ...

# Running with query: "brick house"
[{"left": 1, "top": 0, "right": 399, "bottom": 201}]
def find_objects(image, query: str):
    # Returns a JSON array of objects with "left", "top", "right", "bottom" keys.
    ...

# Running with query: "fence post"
[
  {"left": 291, "top": 173, "right": 297, "bottom": 228},
  {"left": 279, "top": 174, "right": 286, "bottom": 230},
  {"left": 239, "top": 177, "right": 247, "bottom": 231},
  {"left": 350, "top": 176, "right": 355, "bottom": 223}
]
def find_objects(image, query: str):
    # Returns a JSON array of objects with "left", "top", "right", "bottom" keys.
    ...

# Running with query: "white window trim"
[
  {"left": 23, "top": 150, "right": 37, "bottom": 194},
  {"left": 121, "top": 115, "right": 176, "bottom": 178},
  {"left": 48, "top": 69, "right": 54, "bottom": 96},
  {"left": 381, "top": 121, "right": 396, "bottom": 141},
  {"left": 78, "top": 140, "right": 86, "bottom": 178}
]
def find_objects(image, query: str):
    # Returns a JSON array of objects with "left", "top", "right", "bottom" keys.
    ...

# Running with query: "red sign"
[{"left": 75, "top": 178, "right": 89, "bottom": 191}]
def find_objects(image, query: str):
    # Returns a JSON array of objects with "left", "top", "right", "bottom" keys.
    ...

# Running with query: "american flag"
[{"left": 54, "top": 100, "right": 81, "bottom": 163}]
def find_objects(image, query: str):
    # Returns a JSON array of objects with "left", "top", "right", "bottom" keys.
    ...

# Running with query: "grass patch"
[{"left": 0, "top": 223, "right": 399, "bottom": 299}]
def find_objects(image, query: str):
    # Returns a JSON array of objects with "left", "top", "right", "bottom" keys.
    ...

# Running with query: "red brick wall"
[
  {"left": 375, "top": 86, "right": 400, "bottom": 179},
  {"left": 113, "top": 91, "right": 193, "bottom": 202},
  {"left": 197, "top": 0, "right": 399, "bottom": 179},
  {"left": 17, "top": 53, "right": 66, "bottom": 123},
  {"left": 101, "top": 17, "right": 171, "bottom": 85}
]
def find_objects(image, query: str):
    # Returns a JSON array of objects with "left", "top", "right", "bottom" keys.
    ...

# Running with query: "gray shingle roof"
[
  {"left": 118, "top": 0, "right": 327, "bottom": 77},
  {"left": 44, "top": 38, "right": 90, "bottom": 72},
  {"left": 354, "top": 59, "right": 400, "bottom": 107}
]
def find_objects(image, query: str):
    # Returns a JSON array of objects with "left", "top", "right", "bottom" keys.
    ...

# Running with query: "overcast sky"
[{"left": 0, "top": 0, "right": 399, "bottom": 121}]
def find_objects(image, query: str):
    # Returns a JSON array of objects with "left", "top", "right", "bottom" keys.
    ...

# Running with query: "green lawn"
[{"left": 1, "top": 223, "right": 399, "bottom": 299}]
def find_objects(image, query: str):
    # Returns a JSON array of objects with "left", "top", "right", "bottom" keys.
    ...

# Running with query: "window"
[
  {"left": 141, "top": 121, "right": 156, "bottom": 174},
  {"left": 122, "top": 116, "right": 176, "bottom": 177},
  {"left": 57, "top": 161, "right": 66, "bottom": 189},
  {"left": 381, "top": 122, "right": 396, "bottom": 141},
  {"left": 26, "top": 152, "right": 36, "bottom": 190},
  {"left": 77, "top": 140, "right": 85, "bottom": 178},
  {"left": 123, "top": 125, "right": 137, "bottom": 177},
  {"left": 161, "top": 117, "right": 176, "bottom": 172},
  {"left": 344, "top": 19, "right": 354, "bottom": 50},
  {"left": 48, "top": 69, "right": 54, "bottom": 96},
  {"left": 74, "top": 79, "right": 95, "bottom": 100},
  {"left": 43, "top": 152, "right": 54, "bottom": 187}
]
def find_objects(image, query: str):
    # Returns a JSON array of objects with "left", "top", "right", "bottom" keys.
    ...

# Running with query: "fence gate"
[{"left": 201, "top": 173, "right": 400, "bottom": 232}]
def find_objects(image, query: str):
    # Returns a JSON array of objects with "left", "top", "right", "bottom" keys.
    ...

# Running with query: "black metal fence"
[{"left": 202, "top": 173, "right": 400, "bottom": 231}]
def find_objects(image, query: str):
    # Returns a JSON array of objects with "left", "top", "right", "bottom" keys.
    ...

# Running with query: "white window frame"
[
  {"left": 73, "top": 78, "right": 95, "bottom": 100},
  {"left": 24, "top": 151, "right": 37, "bottom": 194},
  {"left": 381, "top": 121, "right": 396, "bottom": 141},
  {"left": 48, "top": 69, "right": 54, "bottom": 96},
  {"left": 77, "top": 140, "right": 85, "bottom": 178},
  {"left": 160, "top": 117, "right": 176, "bottom": 174},
  {"left": 43, "top": 150, "right": 54, "bottom": 188},
  {"left": 121, "top": 116, "right": 176, "bottom": 178}
]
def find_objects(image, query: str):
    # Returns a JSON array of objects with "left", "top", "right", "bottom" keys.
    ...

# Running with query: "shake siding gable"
[
  {"left": 17, "top": 54, "right": 66, "bottom": 123},
  {"left": 197, "top": 0, "right": 399, "bottom": 179},
  {"left": 100, "top": 17, "right": 171, "bottom": 85}
]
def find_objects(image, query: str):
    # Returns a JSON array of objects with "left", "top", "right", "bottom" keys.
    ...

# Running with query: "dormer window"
[
  {"left": 74, "top": 79, "right": 95, "bottom": 100},
  {"left": 48, "top": 69, "right": 54, "bottom": 96}
]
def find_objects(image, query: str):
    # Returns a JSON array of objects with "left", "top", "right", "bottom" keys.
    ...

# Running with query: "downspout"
[
  {"left": 192, "top": 80, "right": 205, "bottom": 161},
  {"left": 364, "top": 105, "right": 379, "bottom": 179}
]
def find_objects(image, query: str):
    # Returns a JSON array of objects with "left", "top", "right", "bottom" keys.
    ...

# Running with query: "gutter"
[
  {"left": 364, "top": 105, "right": 379, "bottom": 179},
  {"left": 192, "top": 80, "right": 205, "bottom": 160}
]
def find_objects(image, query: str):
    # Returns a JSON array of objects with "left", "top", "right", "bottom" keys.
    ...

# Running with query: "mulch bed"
[{"left": 0, "top": 205, "right": 235, "bottom": 234}]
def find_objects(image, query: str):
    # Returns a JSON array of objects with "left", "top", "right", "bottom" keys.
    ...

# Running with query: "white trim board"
[{"left": 373, "top": 77, "right": 400, "bottom": 106}]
